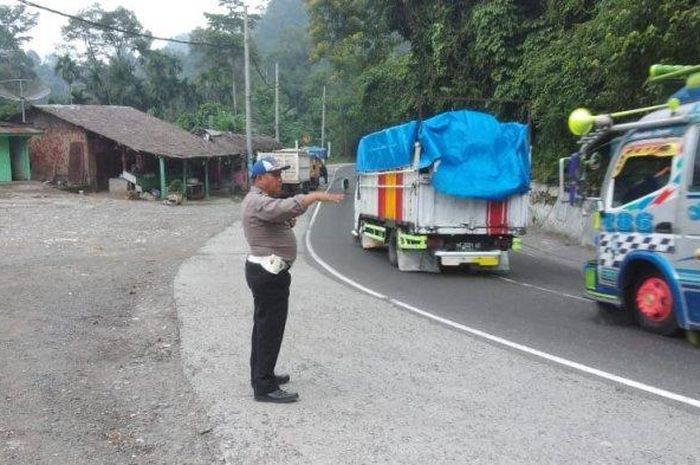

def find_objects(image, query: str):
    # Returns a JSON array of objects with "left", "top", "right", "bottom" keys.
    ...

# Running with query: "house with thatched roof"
[
  {"left": 25, "top": 105, "right": 280, "bottom": 198},
  {"left": 199, "top": 129, "right": 282, "bottom": 154}
]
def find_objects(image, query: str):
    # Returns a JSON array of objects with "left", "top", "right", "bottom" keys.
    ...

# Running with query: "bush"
[{"left": 168, "top": 179, "right": 184, "bottom": 194}]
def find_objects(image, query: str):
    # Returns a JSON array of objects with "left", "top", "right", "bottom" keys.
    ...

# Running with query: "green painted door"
[
  {"left": 10, "top": 137, "right": 30, "bottom": 180},
  {"left": 0, "top": 136, "right": 11, "bottom": 182}
]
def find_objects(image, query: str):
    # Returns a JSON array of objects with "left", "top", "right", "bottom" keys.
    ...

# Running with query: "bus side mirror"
[
  {"left": 559, "top": 153, "right": 585, "bottom": 205},
  {"left": 558, "top": 156, "right": 573, "bottom": 203}
]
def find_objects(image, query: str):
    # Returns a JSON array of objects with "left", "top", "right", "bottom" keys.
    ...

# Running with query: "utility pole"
[
  {"left": 321, "top": 85, "right": 326, "bottom": 147},
  {"left": 19, "top": 79, "right": 25, "bottom": 123},
  {"left": 275, "top": 62, "right": 280, "bottom": 142},
  {"left": 244, "top": 5, "right": 253, "bottom": 189},
  {"left": 232, "top": 65, "right": 238, "bottom": 115}
]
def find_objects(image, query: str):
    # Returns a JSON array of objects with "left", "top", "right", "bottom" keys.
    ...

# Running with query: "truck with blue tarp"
[
  {"left": 561, "top": 64, "right": 700, "bottom": 336},
  {"left": 353, "top": 109, "right": 531, "bottom": 272}
]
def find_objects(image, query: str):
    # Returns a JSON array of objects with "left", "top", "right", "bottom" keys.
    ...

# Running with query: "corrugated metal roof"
[
  {"left": 0, "top": 122, "right": 42, "bottom": 136},
  {"left": 32, "top": 105, "right": 235, "bottom": 159}
]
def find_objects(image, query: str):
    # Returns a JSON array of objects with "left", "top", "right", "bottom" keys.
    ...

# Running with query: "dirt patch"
[{"left": 0, "top": 182, "right": 238, "bottom": 464}]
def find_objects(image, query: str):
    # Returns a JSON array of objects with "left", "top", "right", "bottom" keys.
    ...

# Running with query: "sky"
[{"left": 3, "top": 0, "right": 267, "bottom": 58}]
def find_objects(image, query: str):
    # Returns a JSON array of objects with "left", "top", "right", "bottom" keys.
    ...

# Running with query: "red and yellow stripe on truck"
[
  {"left": 370, "top": 171, "right": 515, "bottom": 234},
  {"left": 377, "top": 173, "right": 404, "bottom": 222}
]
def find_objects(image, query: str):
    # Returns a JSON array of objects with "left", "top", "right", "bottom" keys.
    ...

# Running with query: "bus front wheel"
[{"left": 631, "top": 271, "right": 679, "bottom": 336}]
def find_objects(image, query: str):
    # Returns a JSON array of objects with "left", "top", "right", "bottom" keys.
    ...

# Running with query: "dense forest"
[{"left": 1, "top": 0, "right": 700, "bottom": 181}]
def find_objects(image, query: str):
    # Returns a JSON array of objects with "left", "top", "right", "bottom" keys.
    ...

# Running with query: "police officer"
[{"left": 242, "top": 157, "right": 343, "bottom": 403}]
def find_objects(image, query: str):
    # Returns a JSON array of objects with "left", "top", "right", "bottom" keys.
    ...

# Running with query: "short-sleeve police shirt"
[{"left": 241, "top": 186, "right": 308, "bottom": 262}]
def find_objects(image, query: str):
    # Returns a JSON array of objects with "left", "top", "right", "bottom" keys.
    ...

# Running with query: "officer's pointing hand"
[
  {"left": 323, "top": 193, "right": 344, "bottom": 203},
  {"left": 302, "top": 191, "right": 344, "bottom": 209}
]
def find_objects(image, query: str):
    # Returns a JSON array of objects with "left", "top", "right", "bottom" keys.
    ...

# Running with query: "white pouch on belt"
[{"left": 260, "top": 255, "right": 287, "bottom": 274}]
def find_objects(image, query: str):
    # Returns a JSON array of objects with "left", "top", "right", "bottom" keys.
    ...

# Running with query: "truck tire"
[
  {"left": 631, "top": 271, "right": 679, "bottom": 336},
  {"left": 387, "top": 229, "right": 398, "bottom": 268},
  {"left": 354, "top": 220, "right": 363, "bottom": 243}
]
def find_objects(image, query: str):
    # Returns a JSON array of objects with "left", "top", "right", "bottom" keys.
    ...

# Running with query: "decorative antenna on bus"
[{"left": 567, "top": 63, "right": 700, "bottom": 137}]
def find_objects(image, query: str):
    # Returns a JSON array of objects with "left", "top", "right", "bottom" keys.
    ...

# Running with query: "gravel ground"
[{"left": 0, "top": 181, "right": 237, "bottom": 465}]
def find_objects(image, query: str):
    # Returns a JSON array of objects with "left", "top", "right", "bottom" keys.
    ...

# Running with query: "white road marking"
[
  {"left": 496, "top": 276, "right": 590, "bottom": 302},
  {"left": 305, "top": 167, "right": 386, "bottom": 300},
  {"left": 304, "top": 165, "right": 700, "bottom": 410},
  {"left": 389, "top": 299, "right": 700, "bottom": 409}
]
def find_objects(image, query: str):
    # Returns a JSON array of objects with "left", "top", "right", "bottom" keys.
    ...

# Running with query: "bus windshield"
[{"left": 611, "top": 139, "right": 679, "bottom": 207}]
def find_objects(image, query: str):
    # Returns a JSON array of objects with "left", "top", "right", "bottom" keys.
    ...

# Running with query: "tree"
[
  {"left": 60, "top": 5, "right": 151, "bottom": 105},
  {"left": 189, "top": 0, "right": 254, "bottom": 110},
  {"left": 305, "top": 0, "right": 417, "bottom": 156},
  {"left": 509, "top": 0, "right": 700, "bottom": 180},
  {"left": 140, "top": 49, "right": 195, "bottom": 119},
  {"left": 0, "top": 4, "right": 37, "bottom": 119},
  {"left": 176, "top": 101, "right": 244, "bottom": 133},
  {"left": 306, "top": 0, "right": 700, "bottom": 173},
  {"left": 259, "top": 1, "right": 313, "bottom": 115},
  {"left": 54, "top": 54, "right": 79, "bottom": 103},
  {"left": 0, "top": 3, "right": 37, "bottom": 79}
]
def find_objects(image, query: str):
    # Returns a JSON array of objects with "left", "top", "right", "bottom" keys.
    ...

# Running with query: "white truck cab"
[{"left": 257, "top": 148, "right": 312, "bottom": 196}]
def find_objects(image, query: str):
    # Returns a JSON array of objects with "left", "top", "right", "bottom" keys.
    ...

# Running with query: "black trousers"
[{"left": 245, "top": 261, "right": 291, "bottom": 395}]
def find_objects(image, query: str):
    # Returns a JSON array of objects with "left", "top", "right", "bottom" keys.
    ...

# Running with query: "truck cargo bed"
[{"left": 355, "top": 169, "right": 528, "bottom": 235}]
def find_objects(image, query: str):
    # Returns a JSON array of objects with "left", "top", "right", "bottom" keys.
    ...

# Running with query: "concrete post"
[
  {"left": 159, "top": 157, "right": 167, "bottom": 199},
  {"left": 204, "top": 159, "right": 210, "bottom": 199}
]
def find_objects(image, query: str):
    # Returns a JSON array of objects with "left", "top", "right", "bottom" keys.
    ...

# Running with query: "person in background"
[
  {"left": 320, "top": 162, "right": 328, "bottom": 185},
  {"left": 242, "top": 157, "right": 344, "bottom": 403}
]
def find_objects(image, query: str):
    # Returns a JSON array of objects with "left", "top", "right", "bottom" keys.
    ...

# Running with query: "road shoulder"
[{"left": 175, "top": 217, "right": 699, "bottom": 465}]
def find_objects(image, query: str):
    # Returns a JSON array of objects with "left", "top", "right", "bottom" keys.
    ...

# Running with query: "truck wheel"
[
  {"left": 631, "top": 271, "right": 679, "bottom": 336},
  {"left": 354, "top": 220, "right": 363, "bottom": 243},
  {"left": 387, "top": 230, "right": 398, "bottom": 268}
]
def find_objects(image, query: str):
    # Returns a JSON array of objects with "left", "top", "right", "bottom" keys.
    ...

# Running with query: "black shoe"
[{"left": 254, "top": 389, "right": 299, "bottom": 403}]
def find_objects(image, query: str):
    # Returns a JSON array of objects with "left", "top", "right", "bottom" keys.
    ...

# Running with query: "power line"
[
  {"left": 19, "top": 0, "right": 295, "bottom": 110},
  {"left": 19, "top": 0, "right": 275, "bottom": 88},
  {"left": 251, "top": 55, "right": 273, "bottom": 89},
  {"left": 17, "top": 0, "right": 223, "bottom": 48}
]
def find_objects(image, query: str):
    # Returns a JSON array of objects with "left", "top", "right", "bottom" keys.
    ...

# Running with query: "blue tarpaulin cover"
[
  {"left": 419, "top": 111, "right": 530, "bottom": 200},
  {"left": 355, "top": 120, "right": 418, "bottom": 173},
  {"left": 356, "top": 110, "right": 530, "bottom": 200},
  {"left": 306, "top": 146, "right": 328, "bottom": 160}
]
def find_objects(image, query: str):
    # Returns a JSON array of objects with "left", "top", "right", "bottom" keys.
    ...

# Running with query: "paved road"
[
  {"left": 308, "top": 165, "right": 700, "bottom": 404},
  {"left": 175, "top": 173, "right": 700, "bottom": 464}
]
